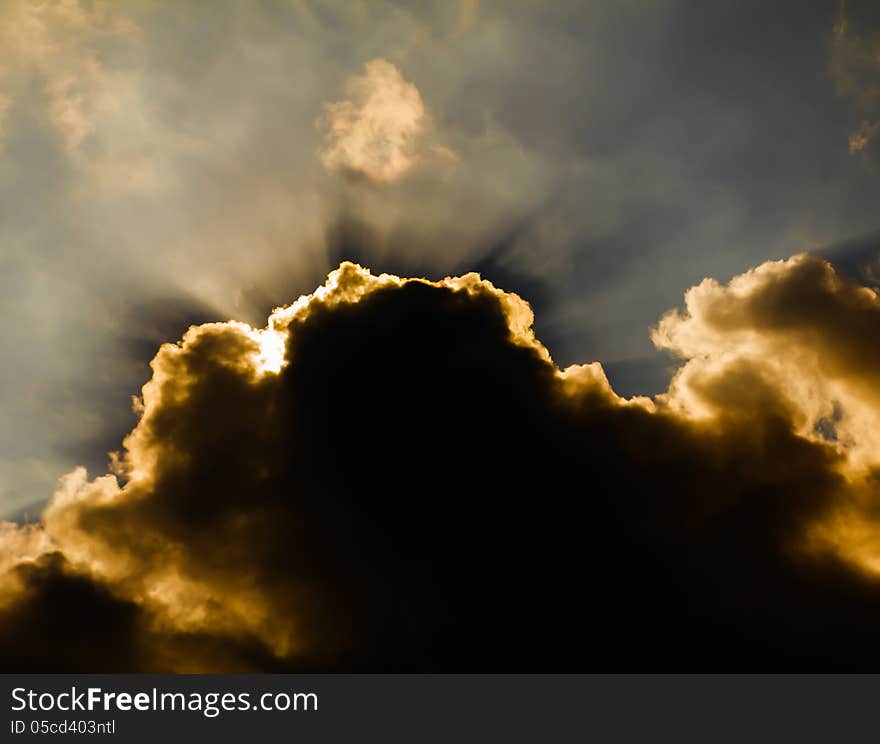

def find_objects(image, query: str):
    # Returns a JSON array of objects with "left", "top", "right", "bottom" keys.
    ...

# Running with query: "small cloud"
[
  {"left": 829, "top": 3, "right": 880, "bottom": 159},
  {"left": 849, "top": 119, "right": 880, "bottom": 154},
  {"left": 317, "top": 58, "right": 427, "bottom": 182}
]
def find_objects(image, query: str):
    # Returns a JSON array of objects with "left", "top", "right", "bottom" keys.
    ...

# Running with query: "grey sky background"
[{"left": 2, "top": 0, "right": 879, "bottom": 517}]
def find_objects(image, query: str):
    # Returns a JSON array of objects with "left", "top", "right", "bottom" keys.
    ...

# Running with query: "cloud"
[
  {"left": 653, "top": 253, "right": 880, "bottom": 570},
  {"left": 5, "top": 255, "right": 880, "bottom": 670},
  {"left": 654, "top": 254, "right": 880, "bottom": 466},
  {"left": 850, "top": 119, "right": 880, "bottom": 153},
  {"left": 318, "top": 59, "right": 429, "bottom": 182},
  {"left": 830, "top": 1, "right": 880, "bottom": 157},
  {"left": 0, "top": 0, "right": 139, "bottom": 156}
]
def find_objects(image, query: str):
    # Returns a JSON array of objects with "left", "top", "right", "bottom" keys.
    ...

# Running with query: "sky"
[
  {"left": 2, "top": 0, "right": 879, "bottom": 519},
  {"left": 2, "top": 0, "right": 880, "bottom": 670}
]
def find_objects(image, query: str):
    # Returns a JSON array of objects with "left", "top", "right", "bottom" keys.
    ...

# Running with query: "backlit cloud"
[{"left": 5, "top": 256, "right": 880, "bottom": 670}]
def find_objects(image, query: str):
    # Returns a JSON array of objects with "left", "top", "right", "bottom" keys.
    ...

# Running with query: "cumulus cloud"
[
  {"left": 655, "top": 254, "right": 880, "bottom": 464},
  {"left": 318, "top": 58, "right": 429, "bottom": 182},
  {"left": 653, "top": 253, "right": 880, "bottom": 570},
  {"left": 4, "top": 256, "right": 880, "bottom": 670}
]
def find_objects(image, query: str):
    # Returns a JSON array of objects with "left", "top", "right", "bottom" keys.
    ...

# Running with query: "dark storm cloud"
[
  {"left": 0, "top": 552, "right": 293, "bottom": 673},
  {"left": 4, "top": 257, "right": 880, "bottom": 670}
]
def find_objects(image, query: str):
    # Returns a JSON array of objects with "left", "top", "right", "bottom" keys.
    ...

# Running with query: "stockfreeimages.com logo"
[{"left": 11, "top": 687, "right": 318, "bottom": 719}]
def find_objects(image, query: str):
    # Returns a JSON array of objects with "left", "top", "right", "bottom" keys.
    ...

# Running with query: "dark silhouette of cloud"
[{"left": 4, "top": 256, "right": 880, "bottom": 670}]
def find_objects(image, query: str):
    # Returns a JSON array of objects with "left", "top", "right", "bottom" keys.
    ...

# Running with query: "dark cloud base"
[{"left": 4, "top": 259, "right": 880, "bottom": 671}]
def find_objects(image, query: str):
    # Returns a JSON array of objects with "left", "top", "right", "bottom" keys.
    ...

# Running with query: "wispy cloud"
[{"left": 830, "top": 1, "right": 880, "bottom": 156}]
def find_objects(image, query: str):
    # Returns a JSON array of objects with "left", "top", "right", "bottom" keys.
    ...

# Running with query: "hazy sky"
[{"left": 2, "top": 0, "right": 880, "bottom": 518}]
